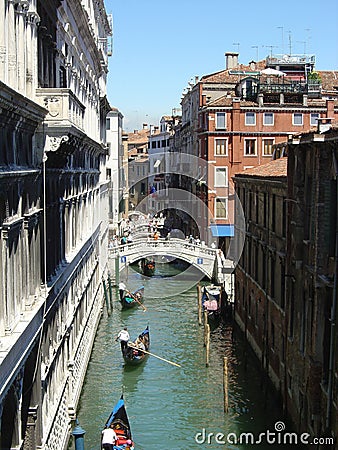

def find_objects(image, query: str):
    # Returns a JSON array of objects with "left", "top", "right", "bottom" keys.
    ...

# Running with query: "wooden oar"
[
  {"left": 128, "top": 343, "right": 181, "bottom": 368},
  {"left": 127, "top": 290, "right": 147, "bottom": 312}
]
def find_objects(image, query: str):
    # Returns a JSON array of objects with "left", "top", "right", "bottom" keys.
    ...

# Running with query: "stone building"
[
  {"left": 233, "top": 126, "right": 338, "bottom": 445},
  {"left": 106, "top": 107, "right": 124, "bottom": 234},
  {"left": 126, "top": 125, "right": 150, "bottom": 214},
  {"left": 0, "top": 0, "right": 111, "bottom": 449}
]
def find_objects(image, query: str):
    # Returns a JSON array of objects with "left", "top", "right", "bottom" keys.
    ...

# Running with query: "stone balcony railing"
[{"left": 36, "top": 88, "right": 85, "bottom": 131}]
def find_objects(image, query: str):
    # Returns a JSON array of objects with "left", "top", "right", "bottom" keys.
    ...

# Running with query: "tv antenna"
[
  {"left": 297, "top": 40, "right": 307, "bottom": 54},
  {"left": 288, "top": 30, "right": 292, "bottom": 55},
  {"left": 262, "top": 45, "right": 278, "bottom": 58},
  {"left": 277, "top": 26, "right": 284, "bottom": 54},
  {"left": 233, "top": 42, "right": 240, "bottom": 53},
  {"left": 251, "top": 45, "right": 259, "bottom": 61}
]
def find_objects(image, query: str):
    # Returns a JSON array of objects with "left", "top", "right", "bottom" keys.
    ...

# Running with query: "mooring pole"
[
  {"left": 102, "top": 277, "right": 110, "bottom": 316},
  {"left": 223, "top": 356, "right": 229, "bottom": 413},
  {"left": 203, "top": 310, "right": 208, "bottom": 346},
  {"left": 205, "top": 323, "right": 210, "bottom": 367},
  {"left": 72, "top": 419, "right": 86, "bottom": 450},
  {"left": 107, "top": 271, "right": 113, "bottom": 310},
  {"left": 197, "top": 283, "right": 202, "bottom": 326}
]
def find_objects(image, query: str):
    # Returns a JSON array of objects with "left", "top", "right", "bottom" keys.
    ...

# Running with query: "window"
[
  {"left": 262, "top": 138, "right": 274, "bottom": 156},
  {"left": 263, "top": 112, "right": 274, "bottom": 125},
  {"left": 245, "top": 112, "right": 256, "bottom": 125},
  {"left": 215, "top": 197, "right": 227, "bottom": 218},
  {"left": 244, "top": 139, "right": 257, "bottom": 156},
  {"left": 214, "top": 139, "right": 227, "bottom": 156},
  {"left": 106, "top": 118, "right": 110, "bottom": 130},
  {"left": 310, "top": 113, "right": 319, "bottom": 126},
  {"left": 293, "top": 113, "right": 303, "bottom": 126},
  {"left": 216, "top": 112, "right": 226, "bottom": 129},
  {"left": 214, "top": 167, "right": 228, "bottom": 187}
]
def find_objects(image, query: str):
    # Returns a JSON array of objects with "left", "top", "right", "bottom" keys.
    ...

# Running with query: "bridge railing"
[{"left": 108, "top": 238, "right": 218, "bottom": 258}]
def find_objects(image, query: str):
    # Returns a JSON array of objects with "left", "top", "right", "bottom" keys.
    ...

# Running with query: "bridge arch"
[{"left": 109, "top": 238, "right": 218, "bottom": 280}]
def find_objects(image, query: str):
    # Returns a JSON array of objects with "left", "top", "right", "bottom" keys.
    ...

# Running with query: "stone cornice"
[{"left": 0, "top": 81, "right": 47, "bottom": 123}]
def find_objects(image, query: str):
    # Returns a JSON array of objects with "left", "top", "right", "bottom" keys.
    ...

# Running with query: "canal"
[{"left": 72, "top": 263, "right": 299, "bottom": 449}]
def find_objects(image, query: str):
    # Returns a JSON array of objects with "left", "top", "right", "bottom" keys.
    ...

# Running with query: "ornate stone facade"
[{"left": 0, "top": 0, "right": 112, "bottom": 448}]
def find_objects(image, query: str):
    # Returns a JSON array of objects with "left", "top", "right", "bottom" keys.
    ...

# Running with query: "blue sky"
[{"left": 105, "top": 0, "right": 338, "bottom": 132}]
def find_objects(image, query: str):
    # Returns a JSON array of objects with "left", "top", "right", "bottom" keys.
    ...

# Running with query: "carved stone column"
[
  {"left": 9, "top": 368, "right": 24, "bottom": 448},
  {"left": 0, "top": 0, "right": 6, "bottom": 80},
  {"left": 16, "top": 0, "right": 29, "bottom": 94},
  {"left": 7, "top": 0, "right": 17, "bottom": 89},
  {"left": 26, "top": 11, "right": 40, "bottom": 98}
]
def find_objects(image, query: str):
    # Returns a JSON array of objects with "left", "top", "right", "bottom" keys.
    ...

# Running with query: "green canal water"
[{"left": 73, "top": 263, "right": 300, "bottom": 450}]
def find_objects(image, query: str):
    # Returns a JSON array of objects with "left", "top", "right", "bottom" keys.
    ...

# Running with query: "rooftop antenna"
[
  {"left": 297, "top": 40, "right": 306, "bottom": 54},
  {"left": 277, "top": 26, "right": 284, "bottom": 54},
  {"left": 262, "top": 45, "right": 278, "bottom": 58},
  {"left": 251, "top": 45, "right": 259, "bottom": 61},
  {"left": 305, "top": 28, "right": 311, "bottom": 53},
  {"left": 288, "top": 30, "right": 292, "bottom": 55},
  {"left": 233, "top": 42, "right": 240, "bottom": 53}
]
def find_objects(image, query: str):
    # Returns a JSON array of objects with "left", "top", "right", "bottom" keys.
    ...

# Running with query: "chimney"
[
  {"left": 225, "top": 52, "right": 239, "bottom": 70},
  {"left": 326, "top": 98, "right": 334, "bottom": 118},
  {"left": 249, "top": 60, "right": 256, "bottom": 71},
  {"left": 142, "top": 123, "right": 148, "bottom": 129}
]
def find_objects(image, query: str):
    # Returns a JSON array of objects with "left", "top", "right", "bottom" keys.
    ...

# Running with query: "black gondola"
[
  {"left": 201, "top": 285, "right": 222, "bottom": 329},
  {"left": 122, "top": 326, "right": 150, "bottom": 365},
  {"left": 102, "top": 395, "right": 134, "bottom": 449},
  {"left": 141, "top": 258, "right": 155, "bottom": 276},
  {"left": 120, "top": 286, "right": 144, "bottom": 310}
]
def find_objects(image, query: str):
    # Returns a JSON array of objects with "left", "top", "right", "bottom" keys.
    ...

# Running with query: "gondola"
[
  {"left": 141, "top": 258, "right": 155, "bottom": 276},
  {"left": 102, "top": 395, "right": 134, "bottom": 450},
  {"left": 202, "top": 285, "right": 222, "bottom": 329},
  {"left": 122, "top": 326, "right": 150, "bottom": 365},
  {"left": 120, "top": 286, "right": 144, "bottom": 310}
]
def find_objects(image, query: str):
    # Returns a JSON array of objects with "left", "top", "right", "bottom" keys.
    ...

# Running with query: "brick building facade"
[
  {"left": 179, "top": 52, "right": 338, "bottom": 250},
  {"left": 234, "top": 127, "right": 338, "bottom": 446}
]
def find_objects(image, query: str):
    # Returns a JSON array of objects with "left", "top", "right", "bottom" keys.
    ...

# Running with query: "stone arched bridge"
[{"left": 108, "top": 238, "right": 234, "bottom": 281}]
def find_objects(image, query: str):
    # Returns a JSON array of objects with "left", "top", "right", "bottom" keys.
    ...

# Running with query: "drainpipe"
[{"left": 326, "top": 150, "right": 338, "bottom": 433}]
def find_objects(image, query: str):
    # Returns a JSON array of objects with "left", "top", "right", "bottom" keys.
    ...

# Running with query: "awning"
[{"left": 210, "top": 224, "right": 234, "bottom": 237}]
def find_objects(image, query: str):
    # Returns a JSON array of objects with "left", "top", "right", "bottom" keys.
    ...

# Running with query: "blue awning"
[{"left": 210, "top": 224, "right": 234, "bottom": 237}]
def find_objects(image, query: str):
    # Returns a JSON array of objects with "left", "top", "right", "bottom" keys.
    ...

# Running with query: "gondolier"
[
  {"left": 103, "top": 395, "right": 134, "bottom": 450},
  {"left": 101, "top": 426, "right": 117, "bottom": 450},
  {"left": 116, "top": 327, "right": 130, "bottom": 353},
  {"left": 119, "top": 281, "right": 126, "bottom": 301}
]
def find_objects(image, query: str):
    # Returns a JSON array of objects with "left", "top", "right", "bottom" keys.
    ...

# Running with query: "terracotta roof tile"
[{"left": 234, "top": 157, "right": 288, "bottom": 178}]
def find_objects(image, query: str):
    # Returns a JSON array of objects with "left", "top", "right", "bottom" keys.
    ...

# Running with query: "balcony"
[
  {"left": 36, "top": 88, "right": 85, "bottom": 131},
  {"left": 259, "top": 80, "right": 308, "bottom": 95}
]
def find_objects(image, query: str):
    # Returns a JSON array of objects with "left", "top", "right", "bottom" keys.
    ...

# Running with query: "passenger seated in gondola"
[
  {"left": 203, "top": 299, "right": 218, "bottom": 311},
  {"left": 133, "top": 336, "right": 146, "bottom": 356}
]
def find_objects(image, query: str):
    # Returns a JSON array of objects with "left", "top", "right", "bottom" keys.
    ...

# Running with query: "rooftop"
[{"left": 234, "top": 157, "right": 288, "bottom": 179}]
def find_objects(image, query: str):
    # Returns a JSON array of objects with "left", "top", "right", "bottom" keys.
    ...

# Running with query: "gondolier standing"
[
  {"left": 119, "top": 281, "right": 126, "bottom": 301},
  {"left": 101, "top": 426, "right": 117, "bottom": 450},
  {"left": 116, "top": 327, "right": 130, "bottom": 353}
]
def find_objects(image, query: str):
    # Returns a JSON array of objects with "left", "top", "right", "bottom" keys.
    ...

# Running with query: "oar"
[
  {"left": 127, "top": 290, "right": 147, "bottom": 312},
  {"left": 128, "top": 343, "right": 181, "bottom": 368}
]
